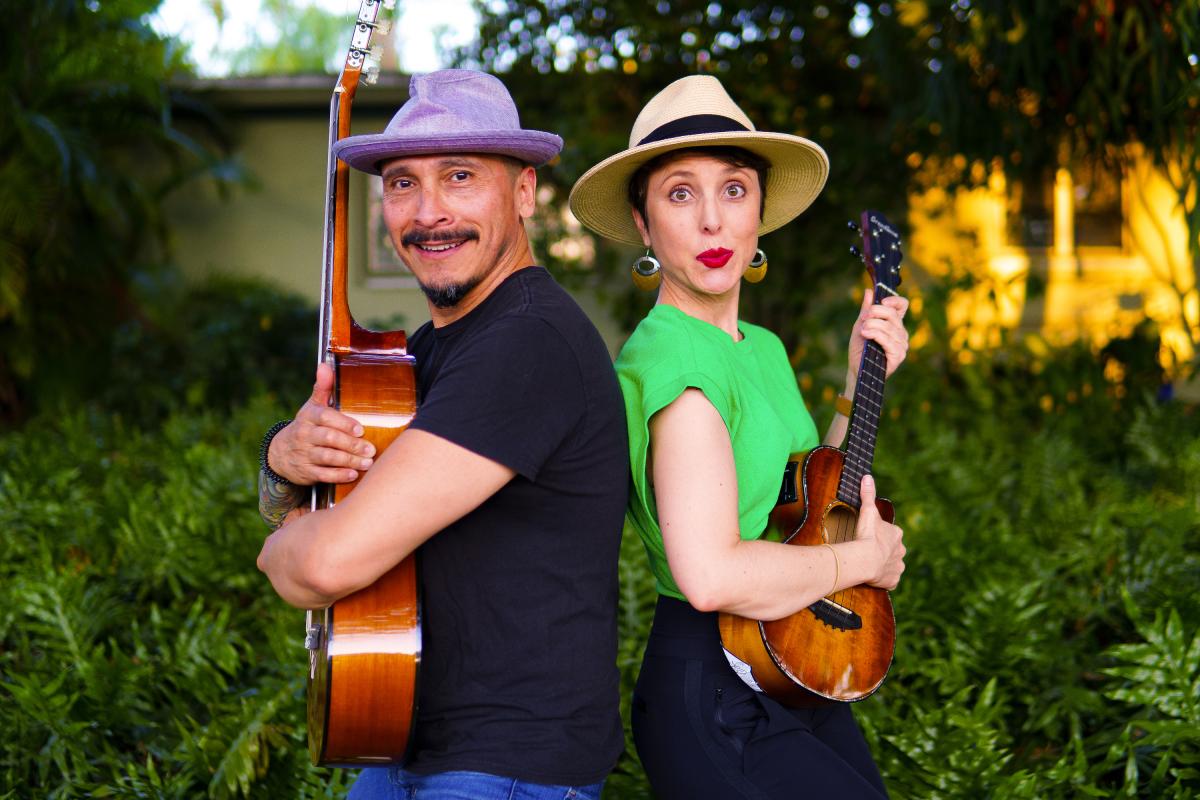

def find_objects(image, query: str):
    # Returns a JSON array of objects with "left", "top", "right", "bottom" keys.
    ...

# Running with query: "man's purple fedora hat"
[{"left": 333, "top": 69, "right": 562, "bottom": 175}]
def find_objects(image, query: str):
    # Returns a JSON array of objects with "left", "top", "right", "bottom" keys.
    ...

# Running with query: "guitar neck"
[{"left": 837, "top": 338, "right": 888, "bottom": 509}]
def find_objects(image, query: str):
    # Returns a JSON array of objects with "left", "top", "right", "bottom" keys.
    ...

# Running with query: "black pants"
[{"left": 632, "top": 596, "right": 889, "bottom": 799}]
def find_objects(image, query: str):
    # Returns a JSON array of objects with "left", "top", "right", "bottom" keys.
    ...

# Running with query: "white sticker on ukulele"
[{"left": 722, "top": 647, "right": 764, "bottom": 693}]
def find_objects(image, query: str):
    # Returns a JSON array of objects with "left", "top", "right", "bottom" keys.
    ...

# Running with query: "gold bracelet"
[
  {"left": 822, "top": 542, "right": 840, "bottom": 596},
  {"left": 835, "top": 394, "right": 853, "bottom": 418}
]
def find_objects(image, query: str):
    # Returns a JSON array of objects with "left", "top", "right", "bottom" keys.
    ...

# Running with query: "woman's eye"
[
  {"left": 725, "top": 183, "right": 746, "bottom": 198},
  {"left": 669, "top": 187, "right": 691, "bottom": 202}
]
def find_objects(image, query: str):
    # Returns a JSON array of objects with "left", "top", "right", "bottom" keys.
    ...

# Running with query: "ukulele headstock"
[{"left": 848, "top": 211, "right": 904, "bottom": 301}]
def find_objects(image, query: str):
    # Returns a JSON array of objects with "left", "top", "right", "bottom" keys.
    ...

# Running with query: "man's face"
[{"left": 380, "top": 154, "right": 535, "bottom": 309}]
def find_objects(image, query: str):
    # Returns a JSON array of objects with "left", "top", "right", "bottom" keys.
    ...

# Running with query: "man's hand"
[{"left": 267, "top": 363, "right": 376, "bottom": 486}]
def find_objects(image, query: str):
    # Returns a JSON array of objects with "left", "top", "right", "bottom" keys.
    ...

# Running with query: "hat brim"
[
  {"left": 334, "top": 129, "right": 563, "bottom": 175},
  {"left": 568, "top": 131, "right": 829, "bottom": 246}
]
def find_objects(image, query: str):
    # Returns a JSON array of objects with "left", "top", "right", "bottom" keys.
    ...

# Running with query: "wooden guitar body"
[
  {"left": 307, "top": 328, "right": 420, "bottom": 766},
  {"left": 719, "top": 446, "right": 896, "bottom": 705},
  {"left": 303, "top": 0, "right": 421, "bottom": 766}
]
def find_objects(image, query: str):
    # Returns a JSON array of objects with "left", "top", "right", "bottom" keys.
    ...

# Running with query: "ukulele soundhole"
[{"left": 805, "top": 502, "right": 863, "bottom": 631}]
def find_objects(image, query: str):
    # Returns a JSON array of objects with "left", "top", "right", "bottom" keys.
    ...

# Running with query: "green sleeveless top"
[{"left": 615, "top": 304, "right": 819, "bottom": 601}]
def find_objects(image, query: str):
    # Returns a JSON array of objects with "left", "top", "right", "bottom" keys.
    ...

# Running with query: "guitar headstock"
[
  {"left": 848, "top": 210, "right": 904, "bottom": 301},
  {"left": 341, "top": 0, "right": 396, "bottom": 89}
]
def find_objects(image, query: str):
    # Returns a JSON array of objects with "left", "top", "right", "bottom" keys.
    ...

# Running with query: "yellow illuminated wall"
[{"left": 906, "top": 151, "right": 1196, "bottom": 372}]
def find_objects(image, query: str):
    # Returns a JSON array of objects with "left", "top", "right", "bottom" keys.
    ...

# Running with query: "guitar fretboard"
[{"left": 836, "top": 338, "right": 888, "bottom": 509}]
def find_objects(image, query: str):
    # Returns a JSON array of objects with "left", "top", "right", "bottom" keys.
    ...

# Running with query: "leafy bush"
[
  {"left": 2, "top": 318, "right": 1197, "bottom": 797},
  {"left": 101, "top": 273, "right": 318, "bottom": 422},
  {"left": 0, "top": 396, "right": 351, "bottom": 798}
]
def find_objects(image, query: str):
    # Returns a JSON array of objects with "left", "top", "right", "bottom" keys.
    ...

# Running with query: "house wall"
[
  {"left": 906, "top": 155, "right": 1194, "bottom": 370},
  {"left": 163, "top": 77, "right": 625, "bottom": 354}
]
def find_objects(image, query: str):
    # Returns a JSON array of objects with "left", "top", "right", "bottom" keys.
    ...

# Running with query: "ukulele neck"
[{"left": 836, "top": 337, "right": 887, "bottom": 509}]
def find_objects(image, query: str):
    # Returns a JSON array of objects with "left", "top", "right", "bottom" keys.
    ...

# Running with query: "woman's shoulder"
[{"left": 617, "top": 306, "right": 710, "bottom": 372}]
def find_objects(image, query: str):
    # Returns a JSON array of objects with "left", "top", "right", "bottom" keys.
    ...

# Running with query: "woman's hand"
[
  {"left": 847, "top": 289, "right": 909, "bottom": 380},
  {"left": 852, "top": 474, "right": 906, "bottom": 590}
]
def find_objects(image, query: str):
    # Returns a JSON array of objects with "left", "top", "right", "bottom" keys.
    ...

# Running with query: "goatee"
[{"left": 418, "top": 276, "right": 483, "bottom": 309}]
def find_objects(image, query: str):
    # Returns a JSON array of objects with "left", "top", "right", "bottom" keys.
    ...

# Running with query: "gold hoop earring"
[
  {"left": 631, "top": 250, "right": 661, "bottom": 291},
  {"left": 744, "top": 248, "right": 767, "bottom": 283}
]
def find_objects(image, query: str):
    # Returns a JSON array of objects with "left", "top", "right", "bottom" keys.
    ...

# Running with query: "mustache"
[{"left": 401, "top": 228, "right": 480, "bottom": 247}]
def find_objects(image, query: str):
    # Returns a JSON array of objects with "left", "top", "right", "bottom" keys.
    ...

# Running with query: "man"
[{"left": 256, "top": 69, "right": 628, "bottom": 799}]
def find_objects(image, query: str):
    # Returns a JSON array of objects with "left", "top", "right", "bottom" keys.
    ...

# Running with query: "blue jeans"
[{"left": 347, "top": 768, "right": 605, "bottom": 800}]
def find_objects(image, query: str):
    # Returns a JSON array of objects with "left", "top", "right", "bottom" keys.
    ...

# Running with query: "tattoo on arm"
[{"left": 258, "top": 470, "right": 307, "bottom": 530}]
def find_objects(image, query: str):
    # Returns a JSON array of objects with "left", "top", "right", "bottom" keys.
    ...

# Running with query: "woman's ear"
[{"left": 632, "top": 207, "right": 652, "bottom": 249}]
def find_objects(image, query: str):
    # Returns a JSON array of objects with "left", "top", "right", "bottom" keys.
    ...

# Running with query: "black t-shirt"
[{"left": 404, "top": 266, "right": 628, "bottom": 785}]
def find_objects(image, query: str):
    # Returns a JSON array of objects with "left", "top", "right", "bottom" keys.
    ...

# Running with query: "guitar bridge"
[{"left": 807, "top": 597, "right": 862, "bottom": 631}]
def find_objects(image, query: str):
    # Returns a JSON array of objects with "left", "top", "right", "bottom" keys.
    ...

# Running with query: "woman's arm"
[
  {"left": 653, "top": 389, "right": 905, "bottom": 621},
  {"left": 823, "top": 290, "right": 910, "bottom": 447}
]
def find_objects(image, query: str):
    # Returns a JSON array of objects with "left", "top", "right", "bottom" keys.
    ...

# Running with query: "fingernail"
[
  {"left": 360, "top": 458, "right": 373, "bottom": 469},
  {"left": 362, "top": 443, "right": 375, "bottom": 457},
  {"left": 353, "top": 424, "right": 364, "bottom": 436}
]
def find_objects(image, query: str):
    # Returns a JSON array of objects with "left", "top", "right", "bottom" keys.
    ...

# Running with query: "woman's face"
[{"left": 634, "top": 153, "right": 762, "bottom": 303}]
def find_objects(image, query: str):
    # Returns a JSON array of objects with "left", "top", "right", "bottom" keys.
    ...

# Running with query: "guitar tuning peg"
[
  {"left": 849, "top": 245, "right": 862, "bottom": 260},
  {"left": 847, "top": 220, "right": 860, "bottom": 234},
  {"left": 363, "top": 49, "right": 382, "bottom": 84}
]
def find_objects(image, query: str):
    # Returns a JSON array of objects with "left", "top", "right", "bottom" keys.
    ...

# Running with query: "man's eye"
[{"left": 451, "top": 171, "right": 471, "bottom": 181}]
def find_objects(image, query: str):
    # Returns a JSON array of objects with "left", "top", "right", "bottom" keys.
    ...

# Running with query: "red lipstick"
[{"left": 697, "top": 248, "right": 733, "bottom": 268}]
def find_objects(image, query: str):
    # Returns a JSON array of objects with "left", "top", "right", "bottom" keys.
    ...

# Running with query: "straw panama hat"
[{"left": 568, "top": 75, "right": 830, "bottom": 246}]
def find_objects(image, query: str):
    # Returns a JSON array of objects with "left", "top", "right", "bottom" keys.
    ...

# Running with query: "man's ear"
[{"left": 516, "top": 166, "right": 537, "bottom": 220}]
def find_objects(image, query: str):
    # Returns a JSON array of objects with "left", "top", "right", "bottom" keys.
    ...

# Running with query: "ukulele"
[
  {"left": 303, "top": 0, "right": 420, "bottom": 766},
  {"left": 718, "top": 210, "right": 904, "bottom": 706}
]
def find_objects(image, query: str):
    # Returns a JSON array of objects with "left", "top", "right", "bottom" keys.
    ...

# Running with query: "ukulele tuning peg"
[
  {"left": 847, "top": 220, "right": 860, "bottom": 234},
  {"left": 849, "top": 245, "right": 862, "bottom": 260},
  {"left": 382, "top": 0, "right": 397, "bottom": 9},
  {"left": 375, "top": 17, "right": 393, "bottom": 35}
]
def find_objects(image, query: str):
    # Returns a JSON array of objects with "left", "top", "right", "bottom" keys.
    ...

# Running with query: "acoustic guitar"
[
  {"left": 718, "top": 210, "right": 904, "bottom": 706},
  {"left": 303, "top": 0, "right": 420, "bottom": 766}
]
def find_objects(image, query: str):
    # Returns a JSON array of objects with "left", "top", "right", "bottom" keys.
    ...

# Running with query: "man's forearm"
[{"left": 258, "top": 469, "right": 307, "bottom": 529}]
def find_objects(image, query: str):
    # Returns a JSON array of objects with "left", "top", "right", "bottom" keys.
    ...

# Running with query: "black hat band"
[{"left": 637, "top": 114, "right": 750, "bottom": 146}]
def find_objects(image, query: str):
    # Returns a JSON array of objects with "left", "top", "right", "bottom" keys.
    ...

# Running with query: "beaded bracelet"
[{"left": 259, "top": 419, "right": 294, "bottom": 486}]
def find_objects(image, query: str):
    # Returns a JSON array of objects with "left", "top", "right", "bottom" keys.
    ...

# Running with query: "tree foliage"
[
  {"left": 455, "top": 1, "right": 925, "bottom": 376},
  {"left": 460, "top": 0, "right": 1199, "bottom": 362},
  {"left": 890, "top": 0, "right": 1200, "bottom": 350},
  {"left": 0, "top": 0, "right": 240, "bottom": 422},
  {"left": 218, "top": 0, "right": 348, "bottom": 76}
]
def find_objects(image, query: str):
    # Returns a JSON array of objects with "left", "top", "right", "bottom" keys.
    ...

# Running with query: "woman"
[{"left": 569, "top": 76, "right": 909, "bottom": 798}]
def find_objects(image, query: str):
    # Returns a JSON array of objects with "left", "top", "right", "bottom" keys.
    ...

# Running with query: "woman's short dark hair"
[{"left": 627, "top": 145, "right": 771, "bottom": 229}]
